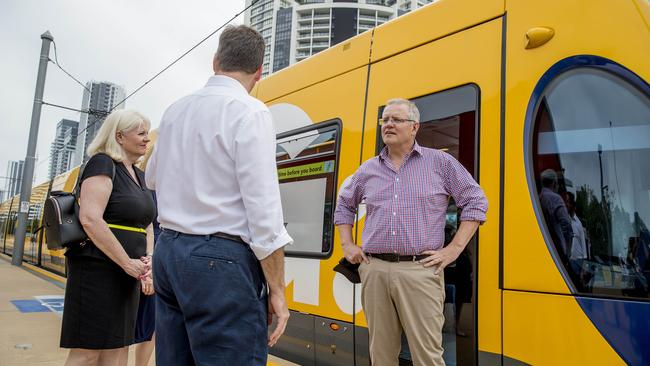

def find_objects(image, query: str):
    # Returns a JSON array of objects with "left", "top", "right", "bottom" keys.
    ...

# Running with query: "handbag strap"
[{"left": 73, "top": 154, "right": 116, "bottom": 200}]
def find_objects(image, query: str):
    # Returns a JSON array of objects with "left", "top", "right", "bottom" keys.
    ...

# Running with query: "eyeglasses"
[{"left": 378, "top": 117, "right": 415, "bottom": 126}]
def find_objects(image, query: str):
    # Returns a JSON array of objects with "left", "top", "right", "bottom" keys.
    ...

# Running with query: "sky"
[{"left": 0, "top": 0, "right": 246, "bottom": 190}]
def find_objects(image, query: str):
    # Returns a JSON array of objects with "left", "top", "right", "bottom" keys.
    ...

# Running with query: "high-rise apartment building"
[
  {"left": 48, "top": 119, "right": 79, "bottom": 179},
  {"left": 5, "top": 160, "right": 24, "bottom": 198},
  {"left": 392, "top": 0, "right": 435, "bottom": 14},
  {"left": 72, "top": 81, "right": 126, "bottom": 166},
  {"left": 245, "top": 0, "right": 435, "bottom": 77},
  {"left": 245, "top": 0, "right": 293, "bottom": 76}
]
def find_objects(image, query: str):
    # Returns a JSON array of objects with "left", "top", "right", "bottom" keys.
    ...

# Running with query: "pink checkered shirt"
[{"left": 334, "top": 143, "right": 488, "bottom": 255}]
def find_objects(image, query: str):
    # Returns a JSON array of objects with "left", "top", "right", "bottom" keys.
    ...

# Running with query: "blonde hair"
[{"left": 86, "top": 109, "right": 151, "bottom": 162}]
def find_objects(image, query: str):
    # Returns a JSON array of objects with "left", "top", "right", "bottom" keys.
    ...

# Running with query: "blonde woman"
[{"left": 61, "top": 110, "right": 156, "bottom": 366}]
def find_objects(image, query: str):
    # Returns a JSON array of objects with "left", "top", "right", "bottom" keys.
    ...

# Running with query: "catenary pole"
[{"left": 12, "top": 31, "right": 53, "bottom": 266}]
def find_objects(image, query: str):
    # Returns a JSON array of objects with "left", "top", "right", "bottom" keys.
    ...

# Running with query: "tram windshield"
[{"left": 531, "top": 67, "right": 650, "bottom": 299}]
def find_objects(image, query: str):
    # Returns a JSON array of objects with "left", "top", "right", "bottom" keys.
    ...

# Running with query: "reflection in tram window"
[
  {"left": 0, "top": 170, "right": 69, "bottom": 275},
  {"left": 538, "top": 168, "right": 573, "bottom": 264},
  {"left": 531, "top": 67, "right": 650, "bottom": 299},
  {"left": 276, "top": 121, "right": 340, "bottom": 257}
]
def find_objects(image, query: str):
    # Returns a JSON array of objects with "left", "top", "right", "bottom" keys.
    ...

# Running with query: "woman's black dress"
[
  {"left": 134, "top": 194, "right": 159, "bottom": 344},
  {"left": 60, "top": 153, "right": 155, "bottom": 349}
]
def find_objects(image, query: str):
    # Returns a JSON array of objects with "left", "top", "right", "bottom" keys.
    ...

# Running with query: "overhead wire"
[
  {"left": 109, "top": 0, "right": 259, "bottom": 112},
  {"left": 50, "top": 40, "right": 92, "bottom": 95},
  {"left": 40, "top": 0, "right": 261, "bottom": 171}
]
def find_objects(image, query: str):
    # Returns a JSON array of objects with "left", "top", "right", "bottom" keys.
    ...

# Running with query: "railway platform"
[{"left": 0, "top": 253, "right": 296, "bottom": 366}]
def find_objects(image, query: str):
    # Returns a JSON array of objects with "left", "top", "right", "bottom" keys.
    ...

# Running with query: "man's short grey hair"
[
  {"left": 215, "top": 25, "right": 265, "bottom": 74},
  {"left": 540, "top": 169, "right": 558, "bottom": 188},
  {"left": 386, "top": 98, "right": 420, "bottom": 122}
]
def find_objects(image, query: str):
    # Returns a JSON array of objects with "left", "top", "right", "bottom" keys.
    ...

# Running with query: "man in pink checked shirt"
[{"left": 334, "top": 98, "right": 488, "bottom": 366}]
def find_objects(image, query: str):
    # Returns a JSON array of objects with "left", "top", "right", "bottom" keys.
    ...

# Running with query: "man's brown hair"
[{"left": 215, "top": 25, "right": 265, "bottom": 74}]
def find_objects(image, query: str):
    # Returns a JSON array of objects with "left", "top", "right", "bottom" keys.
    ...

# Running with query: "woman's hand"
[
  {"left": 141, "top": 275, "right": 154, "bottom": 295},
  {"left": 123, "top": 258, "right": 151, "bottom": 279}
]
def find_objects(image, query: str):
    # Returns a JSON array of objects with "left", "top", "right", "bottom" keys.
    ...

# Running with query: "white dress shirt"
[
  {"left": 145, "top": 75, "right": 292, "bottom": 260},
  {"left": 570, "top": 214, "right": 588, "bottom": 260}
]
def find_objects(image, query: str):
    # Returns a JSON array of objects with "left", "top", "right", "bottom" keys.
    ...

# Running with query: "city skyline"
[
  {"left": 0, "top": 0, "right": 433, "bottom": 197},
  {"left": 0, "top": 0, "right": 246, "bottom": 189},
  {"left": 245, "top": 0, "right": 434, "bottom": 77},
  {"left": 4, "top": 160, "right": 24, "bottom": 198},
  {"left": 73, "top": 81, "right": 126, "bottom": 166},
  {"left": 48, "top": 119, "right": 78, "bottom": 179}
]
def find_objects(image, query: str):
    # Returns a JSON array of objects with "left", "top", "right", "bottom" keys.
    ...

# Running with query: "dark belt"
[
  {"left": 367, "top": 253, "right": 429, "bottom": 262},
  {"left": 212, "top": 232, "right": 246, "bottom": 244},
  {"left": 161, "top": 228, "right": 246, "bottom": 245}
]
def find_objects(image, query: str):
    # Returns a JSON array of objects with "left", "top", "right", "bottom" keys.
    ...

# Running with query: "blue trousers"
[{"left": 153, "top": 229, "right": 268, "bottom": 365}]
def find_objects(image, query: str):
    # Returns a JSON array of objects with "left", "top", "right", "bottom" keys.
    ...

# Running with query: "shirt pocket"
[
  {"left": 364, "top": 184, "right": 391, "bottom": 215},
  {"left": 414, "top": 185, "right": 448, "bottom": 212}
]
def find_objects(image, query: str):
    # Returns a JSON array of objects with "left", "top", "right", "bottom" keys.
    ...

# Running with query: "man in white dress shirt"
[
  {"left": 566, "top": 192, "right": 588, "bottom": 261},
  {"left": 145, "top": 25, "right": 292, "bottom": 365}
]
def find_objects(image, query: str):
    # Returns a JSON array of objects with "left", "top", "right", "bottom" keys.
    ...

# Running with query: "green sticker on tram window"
[{"left": 278, "top": 160, "right": 334, "bottom": 180}]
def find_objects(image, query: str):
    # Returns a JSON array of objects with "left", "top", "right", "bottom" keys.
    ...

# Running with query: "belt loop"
[
  {"left": 173, "top": 231, "right": 180, "bottom": 239},
  {"left": 412, "top": 255, "right": 416, "bottom": 262},
  {"left": 204, "top": 235, "right": 211, "bottom": 241}
]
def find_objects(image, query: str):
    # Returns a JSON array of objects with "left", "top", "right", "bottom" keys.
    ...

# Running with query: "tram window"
[
  {"left": 276, "top": 120, "right": 340, "bottom": 258},
  {"left": 530, "top": 67, "right": 650, "bottom": 300}
]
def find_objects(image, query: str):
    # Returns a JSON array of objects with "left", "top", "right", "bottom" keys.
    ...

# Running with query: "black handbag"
[
  {"left": 43, "top": 159, "right": 115, "bottom": 250},
  {"left": 43, "top": 189, "right": 87, "bottom": 249}
]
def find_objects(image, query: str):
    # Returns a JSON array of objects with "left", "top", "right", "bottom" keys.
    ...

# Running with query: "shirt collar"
[
  {"left": 379, "top": 141, "right": 423, "bottom": 161},
  {"left": 205, "top": 75, "right": 248, "bottom": 94},
  {"left": 412, "top": 142, "right": 423, "bottom": 156}
]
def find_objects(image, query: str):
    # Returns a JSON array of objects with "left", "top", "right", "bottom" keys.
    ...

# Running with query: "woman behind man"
[
  {"left": 61, "top": 109, "right": 156, "bottom": 366},
  {"left": 129, "top": 131, "right": 160, "bottom": 366}
]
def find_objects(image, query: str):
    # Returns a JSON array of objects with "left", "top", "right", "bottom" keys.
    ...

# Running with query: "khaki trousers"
[{"left": 359, "top": 258, "right": 445, "bottom": 366}]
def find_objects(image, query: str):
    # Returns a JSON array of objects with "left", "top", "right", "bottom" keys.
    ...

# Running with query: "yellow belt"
[{"left": 107, "top": 224, "right": 147, "bottom": 234}]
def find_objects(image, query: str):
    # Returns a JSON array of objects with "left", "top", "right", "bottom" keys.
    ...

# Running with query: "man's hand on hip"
[
  {"left": 421, "top": 221, "right": 479, "bottom": 274},
  {"left": 420, "top": 245, "right": 463, "bottom": 275},
  {"left": 342, "top": 242, "right": 369, "bottom": 264},
  {"left": 338, "top": 224, "right": 368, "bottom": 264}
]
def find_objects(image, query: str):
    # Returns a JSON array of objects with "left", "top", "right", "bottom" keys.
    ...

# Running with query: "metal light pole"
[{"left": 12, "top": 31, "right": 53, "bottom": 266}]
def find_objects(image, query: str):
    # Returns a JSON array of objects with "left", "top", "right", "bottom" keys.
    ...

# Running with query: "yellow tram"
[{"left": 2, "top": 0, "right": 648, "bottom": 364}]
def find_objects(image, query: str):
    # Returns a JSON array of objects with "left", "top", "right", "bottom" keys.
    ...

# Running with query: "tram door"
[
  {"left": 374, "top": 86, "right": 480, "bottom": 366},
  {"left": 362, "top": 15, "right": 503, "bottom": 366},
  {"left": 415, "top": 87, "right": 480, "bottom": 366}
]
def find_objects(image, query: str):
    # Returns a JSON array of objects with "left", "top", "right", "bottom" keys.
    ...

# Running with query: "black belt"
[
  {"left": 161, "top": 228, "right": 246, "bottom": 245},
  {"left": 367, "top": 253, "right": 429, "bottom": 262},
  {"left": 212, "top": 232, "right": 246, "bottom": 244}
]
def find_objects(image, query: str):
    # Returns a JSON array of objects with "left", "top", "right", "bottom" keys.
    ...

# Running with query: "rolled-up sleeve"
[
  {"left": 443, "top": 154, "right": 488, "bottom": 223},
  {"left": 334, "top": 172, "right": 364, "bottom": 226},
  {"left": 235, "top": 110, "right": 293, "bottom": 260}
]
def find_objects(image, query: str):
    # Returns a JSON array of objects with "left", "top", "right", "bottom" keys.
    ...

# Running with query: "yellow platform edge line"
[
  {"left": 22, "top": 262, "right": 67, "bottom": 284},
  {"left": 0, "top": 252, "right": 67, "bottom": 285}
]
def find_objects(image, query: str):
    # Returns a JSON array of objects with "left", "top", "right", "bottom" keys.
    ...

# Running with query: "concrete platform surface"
[{"left": 0, "top": 254, "right": 297, "bottom": 366}]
